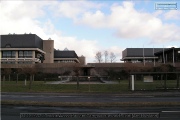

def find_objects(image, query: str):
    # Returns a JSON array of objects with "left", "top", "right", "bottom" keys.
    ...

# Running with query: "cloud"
[
  {"left": 51, "top": 0, "right": 104, "bottom": 21},
  {"left": 80, "top": 10, "right": 106, "bottom": 28},
  {"left": 73, "top": 1, "right": 180, "bottom": 44},
  {"left": 164, "top": 10, "right": 180, "bottom": 20},
  {"left": 0, "top": 0, "right": 99, "bottom": 63},
  {"left": 1, "top": 0, "right": 179, "bottom": 63},
  {"left": 55, "top": 36, "right": 98, "bottom": 62}
]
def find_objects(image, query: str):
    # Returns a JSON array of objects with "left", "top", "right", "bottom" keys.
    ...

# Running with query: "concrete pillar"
[
  {"left": 173, "top": 48, "right": 175, "bottom": 66},
  {"left": 15, "top": 51, "right": 18, "bottom": 64},
  {"left": 43, "top": 40, "right": 54, "bottom": 63},
  {"left": 32, "top": 51, "right": 35, "bottom": 64}
]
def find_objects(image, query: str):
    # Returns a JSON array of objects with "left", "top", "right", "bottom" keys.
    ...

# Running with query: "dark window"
[
  {"left": 18, "top": 51, "right": 32, "bottom": 58},
  {"left": 2, "top": 51, "right": 16, "bottom": 58}
]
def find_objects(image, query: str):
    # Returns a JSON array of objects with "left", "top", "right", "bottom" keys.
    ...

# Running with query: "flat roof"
[{"left": 54, "top": 50, "right": 78, "bottom": 58}]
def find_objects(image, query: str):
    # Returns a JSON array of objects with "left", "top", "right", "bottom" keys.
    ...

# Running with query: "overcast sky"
[{"left": 1, "top": 0, "right": 180, "bottom": 63}]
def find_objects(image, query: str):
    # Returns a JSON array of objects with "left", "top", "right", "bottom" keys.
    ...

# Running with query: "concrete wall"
[
  {"left": 43, "top": 40, "right": 54, "bottom": 63},
  {"left": 78, "top": 56, "right": 86, "bottom": 65}
]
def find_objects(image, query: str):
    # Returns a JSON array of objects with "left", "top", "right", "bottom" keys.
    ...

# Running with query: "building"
[
  {"left": 154, "top": 47, "right": 180, "bottom": 64},
  {"left": 0, "top": 34, "right": 85, "bottom": 65},
  {"left": 121, "top": 47, "right": 180, "bottom": 64},
  {"left": 0, "top": 34, "right": 46, "bottom": 64},
  {"left": 54, "top": 49, "right": 80, "bottom": 63},
  {"left": 121, "top": 48, "right": 163, "bottom": 63}
]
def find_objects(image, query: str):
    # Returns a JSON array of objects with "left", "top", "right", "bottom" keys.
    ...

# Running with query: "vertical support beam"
[
  {"left": 131, "top": 75, "right": 134, "bottom": 91},
  {"left": 143, "top": 47, "right": 145, "bottom": 66},
  {"left": 163, "top": 47, "right": 165, "bottom": 64},
  {"left": 153, "top": 47, "right": 155, "bottom": 67},
  {"left": 32, "top": 51, "right": 35, "bottom": 64},
  {"left": 173, "top": 48, "right": 175, "bottom": 67},
  {"left": 15, "top": 51, "right": 18, "bottom": 64}
]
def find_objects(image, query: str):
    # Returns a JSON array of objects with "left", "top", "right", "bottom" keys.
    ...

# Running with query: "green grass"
[
  {"left": 134, "top": 80, "right": 178, "bottom": 90},
  {"left": 1, "top": 81, "right": 128, "bottom": 93},
  {"left": 1, "top": 80, "right": 179, "bottom": 93}
]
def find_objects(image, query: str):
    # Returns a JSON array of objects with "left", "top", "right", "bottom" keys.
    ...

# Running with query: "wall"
[{"left": 43, "top": 40, "right": 54, "bottom": 63}]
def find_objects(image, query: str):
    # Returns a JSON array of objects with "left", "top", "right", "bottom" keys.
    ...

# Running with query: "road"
[
  {"left": 2, "top": 94, "right": 180, "bottom": 103},
  {"left": 1, "top": 105, "right": 180, "bottom": 120},
  {"left": 1, "top": 93, "right": 180, "bottom": 120}
]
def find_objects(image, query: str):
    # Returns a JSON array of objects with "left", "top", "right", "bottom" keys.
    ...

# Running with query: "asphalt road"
[
  {"left": 1, "top": 105, "right": 180, "bottom": 120},
  {"left": 2, "top": 94, "right": 180, "bottom": 103},
  {"left": 2, "top": 93, "right": 180, "bottom": 120}
]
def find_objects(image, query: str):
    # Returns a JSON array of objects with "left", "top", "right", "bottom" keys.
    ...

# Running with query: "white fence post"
[{"left": 131, "top": 75, "right": 134, "bottom": 91}]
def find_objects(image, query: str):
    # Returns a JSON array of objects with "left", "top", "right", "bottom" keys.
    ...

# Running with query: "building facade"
[
  {"left": 0, "top": 34, "right": 85, "bottom": 65},
  {"left": 121, "top": 48, "right": 180, "bottom": 63},
  {"left": 0, "top": 34, "right": 46, "bottom": 64},
  {"left": 154, "top": 47, "right": 180, "bottom": 63}
]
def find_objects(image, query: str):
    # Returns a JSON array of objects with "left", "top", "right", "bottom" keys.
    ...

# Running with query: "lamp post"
[{"left": 88, "top": 76, "right": 90, "bottom": 92}]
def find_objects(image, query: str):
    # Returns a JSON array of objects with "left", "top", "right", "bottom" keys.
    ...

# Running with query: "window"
[
  {"left": 18, "top": 51, "right": 32, "bottom": 58},
  {"left": 2, "top": 51, "right": 16, "bottom": 58}
]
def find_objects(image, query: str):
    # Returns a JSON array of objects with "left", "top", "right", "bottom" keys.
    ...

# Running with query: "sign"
[
  {"left": 155, "top": 2, "right": 177, "bottom": 10},
  {"left": 143, "top": 76, "right": 153, "bottom": 82}
]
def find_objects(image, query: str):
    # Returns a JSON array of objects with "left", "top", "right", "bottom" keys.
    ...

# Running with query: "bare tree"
[
  {"left": 104, "top": 51, "right": 108, "bottom": 63},
  {"left": 95, "top": 51, "right": 103, "bottom": 63},
  {"left": 22, "top": 65, "right": 37, "bottom": 89},
  {"left": 3, "top": 68, "right": 12, "bottom": 81},
  {"left": 16, "top": 68, "right": 23, "bottom": 84},
  {"left": 72, "top": 64, "right": 81, "bottom": 90},
  {"left": 110, "top": 52, "right": 116, "bottom": 63}
]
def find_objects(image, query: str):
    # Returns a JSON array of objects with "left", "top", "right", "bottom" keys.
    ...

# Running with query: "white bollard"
[{"left": 131, "top": 75, "right": 134, "bottom": 91}]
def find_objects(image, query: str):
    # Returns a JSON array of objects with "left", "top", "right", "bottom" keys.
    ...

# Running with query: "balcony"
[{"left": 0, "top": 58, "right": 41, "bottom": 63}]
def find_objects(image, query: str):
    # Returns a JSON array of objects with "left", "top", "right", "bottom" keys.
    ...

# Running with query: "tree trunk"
[
  {"left": 4, "top": 75, "right": 6, "bottom": 81},
  {"left": 29, "top": 75, "right": 32, "bottom": 90},
  {"left": 128, "top": 75, "right": 131, "bottom": 90},
  {"left": 16, "top": 74, "right": 18, "bottom": 84},
  {"left": 9, "top": 74, "right": 10, "bottom": 81},
  {"left": 3, "top": 75, "right": 5, "bottom": 85},
  {"left": 77, "top": 76, "right": 79, "bottom": 90},
  {"left": 33, "top": 74, "right": 34, "bottom": 81}
]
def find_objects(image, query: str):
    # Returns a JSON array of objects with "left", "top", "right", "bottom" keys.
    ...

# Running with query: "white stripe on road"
[{"left": 162, "top": 111, "right": 180, "bottom": 113}]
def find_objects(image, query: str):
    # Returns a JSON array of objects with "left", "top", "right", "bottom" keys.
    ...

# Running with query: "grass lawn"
[{"left": 1, "top": 80, "right": 179, "bottom": 93}]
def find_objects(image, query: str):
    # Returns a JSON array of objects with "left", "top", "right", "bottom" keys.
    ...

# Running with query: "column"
[
  {"left": 32, "top": 51, "right": 35, "bottom": 64},
  {"left": 15, "top": 51, "right": 18, "bottom": 64}
]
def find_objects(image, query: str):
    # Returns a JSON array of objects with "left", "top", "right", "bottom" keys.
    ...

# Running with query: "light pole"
[{"left": 88, "top": 76, "right": 90, "bottom": 92}]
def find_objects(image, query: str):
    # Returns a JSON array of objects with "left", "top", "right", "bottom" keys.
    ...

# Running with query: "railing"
[{"left": 0, "top": 58, "right": 41, "bottom": 63}]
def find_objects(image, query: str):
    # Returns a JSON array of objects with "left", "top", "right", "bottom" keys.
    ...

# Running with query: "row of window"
[
  {"left": 1, "top": 61, "right": 33, "bottom": 64},
  {"left": 54, "top": 60, "right": 76, "bottom": 63},
  {"left": 2, "top": 51, "right": 32, "bottom": 58}
]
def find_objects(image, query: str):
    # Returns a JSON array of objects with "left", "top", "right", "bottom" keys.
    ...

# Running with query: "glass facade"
[{"left": 2, "top": 51, "right": 16, "bottom": 58}]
